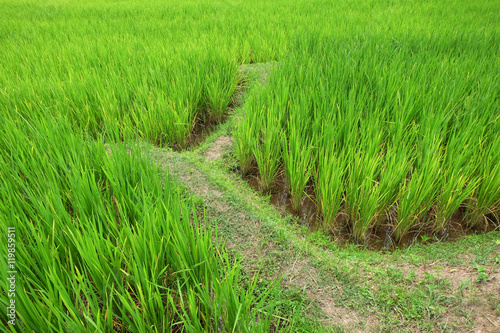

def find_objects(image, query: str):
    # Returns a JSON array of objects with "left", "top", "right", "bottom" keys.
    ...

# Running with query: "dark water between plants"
[
  {"left": 244, "top": 171, "right": 318, "bottom": 227},
  {"left": 171, "top": 116, "right": 222, "bottom": 151},
  {"left": 243, "top": 168, "right": 499, "bottom": 251}
]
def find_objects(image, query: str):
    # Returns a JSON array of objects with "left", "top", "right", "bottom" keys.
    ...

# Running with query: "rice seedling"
[
  {"left": 376, "top": 129, "right": 415, "bottom": 228},
  {"left": 316, "top": 147, "right": 347, "bottom": 232},
  {"left": 233, "top": 104, "right": 259, "bottom": 175},
  {"left": 203, "top": 52, "right": 239, "bottom": 122},
  {"left": 394, "top": 117, "right": 444, "bottom": 242},
  {"left": 345, "top": 131, "right": 384, "bottom": 243},
  {"left": 252, "top": 101, "right": 283, "bottom": 193},
  {"left": 434, "top": 126, "right": 479, "bottom": 233},
  {"left": 468, "top": 134, "right": 500, "bottom": 229},
  {"left": 282, "top": 112, "right": 313, "bottom": 212}
]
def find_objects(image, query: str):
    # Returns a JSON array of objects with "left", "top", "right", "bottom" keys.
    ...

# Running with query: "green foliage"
[
  {"left": 282, "top": 112, "right": 313, "bottom": 212},
  {"left": 234, "top": 110, "right": 256, "bottom": 175},
  {"left": 0, "top": 113, "right": 278, "bottom": 331},
  {"left": 474, "top": 265, "right": 489, "bottom": 283},
  {"left": 1, "top": 0, "right": 500, "bottom": 330},
  {"left": 252, "top": 97, "right": 283, "bottom": 193},
  {"left": 234, "top": 4, "right": 499, "bottom": 242}
]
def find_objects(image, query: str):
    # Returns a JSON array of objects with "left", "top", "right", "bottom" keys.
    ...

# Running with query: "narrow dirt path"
[{"left": 151, "top": 144, "right": 374, "bottom": 332}]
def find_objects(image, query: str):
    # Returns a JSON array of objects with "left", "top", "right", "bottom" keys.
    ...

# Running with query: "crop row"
[{"left": 235, "top": 34, "right": 500, "bottom": 242}]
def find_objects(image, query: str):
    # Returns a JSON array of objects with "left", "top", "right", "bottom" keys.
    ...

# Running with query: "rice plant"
[
  {"left": 233, "top": 115, "right": 256, "bottom": 175},
  {"left": 316, "top": 148, "right": 347, "bottom": 232},
  {"left": 252, "top": 101, "right": 283, "bottom": 193},
  {"left": 345, "top": 143, "right": 384, "bottom": 242},
  {"left": 282, "top": 112, "right": 313, "bottom": 212},
  {"left": 468, "top": 134, "right": 500, "bottom": 229},
  {"left": 434, "top": 125, "right": 479, "bottom": 233}
]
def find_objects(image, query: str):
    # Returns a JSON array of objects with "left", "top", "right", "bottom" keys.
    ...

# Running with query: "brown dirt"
[
  {"left": 178, "top": 118, "right": 219, "bottom": 151},
  {"left": 389, "top": 261, "right": 500, "bottom": 332},
  {"left": 244, "top": 169, "right": 318, "bottom": 227},
  {"left": 397, "top": 261, "right": 499, "bottom": 290},
  {"left": 203, "top": 135, "right": 233, "bottom": 162},
  {"left": 278, "top": 258, "right": 379, "bottom": 331}
]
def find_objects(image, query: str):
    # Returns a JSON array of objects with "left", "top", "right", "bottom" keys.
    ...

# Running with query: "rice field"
[
  {"left": 1, "top": 0, "right": 499, "bottom": 331},
  {"left": 0, "top": 0, "right": 284, "bottom": 330},
  {"left": 234, "top": 4, "right": 500, "bottom": 243}
]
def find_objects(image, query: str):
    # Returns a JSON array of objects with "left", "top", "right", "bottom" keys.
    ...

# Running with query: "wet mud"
[{"left": 244, "top": 170, "right": 318, "bottom": 228}]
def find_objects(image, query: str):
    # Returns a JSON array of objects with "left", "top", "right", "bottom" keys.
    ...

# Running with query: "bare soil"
[{"left": 203, "top": 135, "right": 233, "bottom": 162}]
